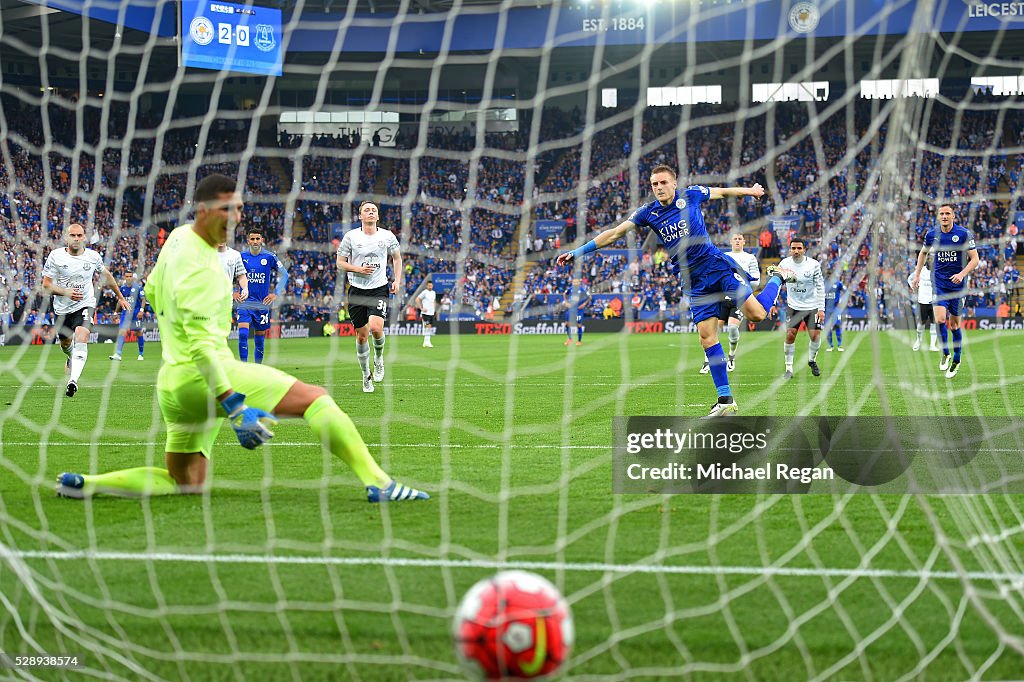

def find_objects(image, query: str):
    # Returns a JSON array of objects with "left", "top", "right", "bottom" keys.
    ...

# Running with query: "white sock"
[
  {"left": 808, "top": 338, "right": 821, "bottom": 361},
  {"left": 372, "top": 334, "right": 386, "bottom": 358},
  {"left": 726, "top": 325, "right": 740, "bottom": 354},
  {"left": 356, "top": 341, "right": 370, "bottom": 376},
  {"left": 784, "top": 342, "right": 795, "bottom": 370},
  {"left": 70, "top": 343, "right": 88, "bottom": 382},
  {"left": 916, "top": 324, "right": 924, "bottom": 343},
  {"left": 930, "top": 324, "right": 938, "bottom": 344}
]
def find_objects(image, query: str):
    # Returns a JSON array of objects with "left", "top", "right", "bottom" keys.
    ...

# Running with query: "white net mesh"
[{"left": 1, "top": 0, "right": 1023, "bottom": 679}]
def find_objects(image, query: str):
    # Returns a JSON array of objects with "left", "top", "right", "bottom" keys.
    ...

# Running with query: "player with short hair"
[
  {"left": 775, "top": 237, "right": 826, "bottom": 379},
  {"left": 908, "top": 264, "right": 939, "bottom": 352},
  {"left": 564, "top": 277, "right": 591, "bottom": 347},
  {"left": 42, "top": 222, "right": 128, "bottom": 397},
  {"left": 217, "top": 241, "right": 249, "bottom": 303},
  {"left": 912, "top": 203, "right": 979, "bottom": 377},
  {"left": 701, "top": 233, "right": 760, "bottom": 373},
  {"left": 416, "top": 279, "right": 437, "bottom": 348},
  {"left": 557, "top": 165, "right": 793, "bottom": 416},
  {"left": 56, "top": 174, "right": 427, "bottom": 503},
  {"left": 824, "top": 276, "right": 845, "bottom": 352},
  {"left": 337, "top": 200, "right": 402, "bottom": 393},
  {"left": 238, "top": 229, "right": 288, "bottom": 364},
  {"left": 109, "top": 272, "right": 147, "bottom": 361}
]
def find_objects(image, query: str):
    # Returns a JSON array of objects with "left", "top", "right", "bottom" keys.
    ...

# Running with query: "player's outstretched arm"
[
  {"left": 219, "top": 390, "right": 277, "bottom": 449},
  {"left": 708, "top": 183, "right": 765, "bottom": 201},
  {"left": 556, "top": 220, "right": 637, "bottom": 265}
]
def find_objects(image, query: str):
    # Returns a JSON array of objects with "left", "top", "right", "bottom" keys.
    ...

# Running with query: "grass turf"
[{"left": 1, "top": 329, "right": 1022, "bottom": 680}]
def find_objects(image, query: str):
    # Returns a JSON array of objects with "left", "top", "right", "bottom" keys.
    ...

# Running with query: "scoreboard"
[{"left": 180, "top": 0, "right": 283, "bottom": 77}]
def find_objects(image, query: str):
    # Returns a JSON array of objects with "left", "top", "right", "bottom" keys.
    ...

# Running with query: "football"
[{"left": 453, "top": 570, "right": 574, "bottom": 680}]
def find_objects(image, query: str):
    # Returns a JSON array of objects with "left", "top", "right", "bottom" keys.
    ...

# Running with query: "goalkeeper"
[{"left": 56, "top": 174, "right": 428, "bottom": 503}]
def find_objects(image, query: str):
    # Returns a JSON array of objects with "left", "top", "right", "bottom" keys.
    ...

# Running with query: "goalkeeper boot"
[
  {"left": 367, "top": 480, "right": 430, "bottom": 503},
  {"left": 766, "top": 265, "right": 797, "bottom": 282},
  {"left": 707, "top": 397, "right": 739, "bottom": 417},
  {"left": 55, "top": 472, "right": 85, "bottom": 499},
  {"left": 373, "top": 356, "right": 385, "bottom": 382}
]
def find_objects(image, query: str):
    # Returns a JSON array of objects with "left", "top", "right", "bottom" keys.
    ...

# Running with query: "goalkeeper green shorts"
[{"left": 157, "top": 360, "right": 297, "bottom": 456}]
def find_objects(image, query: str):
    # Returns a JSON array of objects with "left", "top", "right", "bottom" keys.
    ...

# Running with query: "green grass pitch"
[{"left": 1, "top": 329, "right": 1022, "bottom": 680}]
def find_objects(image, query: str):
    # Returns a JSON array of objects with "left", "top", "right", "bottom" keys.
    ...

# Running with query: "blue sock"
[
  {"left": 239, "top": 327, "right": 249, "bottom": 362},
  {"left": 951, "top": 328, "right": 962, "bottom": 363},
  {"left": 577, "top": 326, "right": 583, "bottom": 342},
  {"left": 137, "top": 334, "right": 145, "bottom": 356},
  {"left": 754, "top": 276, "right": 783, "bottom": 312},
  {"left": 938, "top": 322, "right": 948, "bottom": 356},
  {"left": 705, "top": 342, "right": 731, "bottom": 397},
  {"left": 115, "top": 334, "right": 126, "bottom": 356},
  {"left": 254, "top": 335, "right": 265, "bottom": 364},
  {"left": 835, "top": 327, "right": 842, "bottom": 346}
]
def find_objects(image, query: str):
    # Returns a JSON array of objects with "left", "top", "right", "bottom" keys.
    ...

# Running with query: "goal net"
[{"left": 1, "top": 0, "right": 1023, "bottom": 678}]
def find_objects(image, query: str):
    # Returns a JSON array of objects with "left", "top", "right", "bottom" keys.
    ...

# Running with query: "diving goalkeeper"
[{"left": 56, "top": 174, "right": 428, "bottom": 503}]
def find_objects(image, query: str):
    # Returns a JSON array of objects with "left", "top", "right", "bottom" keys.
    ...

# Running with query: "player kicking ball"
[
  {"left": 56, "top": 175, "right": 427, "bottom": 503},
  {"left": 558, "top": 165, "right": 793, "bottom": 417},
  {"left": 774, "top": 237, "right": 826, "bottom": 379},
  {"left": 42, "top": 223, "right": 128, "bottom": 397},
  {"left": 911, "top": 203, "right": 979, "bottom": 378}
]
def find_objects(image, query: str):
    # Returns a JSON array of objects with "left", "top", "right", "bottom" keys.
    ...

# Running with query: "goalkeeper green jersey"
[{"left": 145, "top": 224, "right": 233, "bottom": 396}]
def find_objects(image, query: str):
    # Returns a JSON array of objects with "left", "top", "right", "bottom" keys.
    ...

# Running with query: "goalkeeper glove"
[{"left": 221, "top": 392, "right": 277, "bottom": 449}]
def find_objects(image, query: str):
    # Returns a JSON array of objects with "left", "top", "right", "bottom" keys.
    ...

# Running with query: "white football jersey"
[
  {"left": 418, "top": 288, "right": 437, "bottom": 316},
  {"left": 42, "top": 247, "right": 105, "bottom": 315},
  {"left": 725, "top": 249, "right": 760, "bottom": 285},
  {"left": 339, "top": 227, "right": 400, "bottom": 290},
  {"left": 218, "top": 246, "right": 246, "bottom": 283},
  {"left": 778, "top": 255, "right": 825, "bottom": 311},
  {"left": 909, "top": 266, "right": 933, "bottom": 304}
]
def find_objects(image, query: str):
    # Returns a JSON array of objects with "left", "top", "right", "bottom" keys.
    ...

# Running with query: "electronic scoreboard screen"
[{"left": 180, "top": 1, "right": 283, "bottom": 77}]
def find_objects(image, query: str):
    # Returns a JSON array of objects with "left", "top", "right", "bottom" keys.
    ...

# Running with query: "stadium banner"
[
  {"left": 5, "top": 317, "right": 1022, "bottom": 345},
  {"left": 770, "top": 216, "right": 803, "bottom": 235},
  {"left": 431, "top": 273, "right": 458, "bottom": 294},
  {"left": 534, "top": 220, "right": 565, "bottom": 240},
  {"left": 44, "top": 1, "right": 1020, "bottom": 52},
  {"left": 612, "top": 416, "right": 1024, "bottom": 494}
]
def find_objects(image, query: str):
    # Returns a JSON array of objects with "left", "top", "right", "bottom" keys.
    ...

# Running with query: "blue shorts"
[
  {"left": 119, "top": 311, "right": 143, "bottom": 330},
  {"left": 237, "top": 306, "right": 272, "bottom": 331},
  {"left": 689, "top": 258, "right": 753, "bottom": 325},
  {"left": 933, "top": 286, "right": 965, "bottom": 317},
  {"left": 566, "top": 310, "right": 584, "bottom": 324}
]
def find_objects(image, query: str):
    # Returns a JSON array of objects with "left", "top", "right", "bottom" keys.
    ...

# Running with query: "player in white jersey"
[
  {"left": 700, "top": 233, "right": 760, "bottom": 374},
  {"left": 908, "top": 264, "right": 939, "bottom": 352},
  {"left": 774, "top": 237, "right": 826, "bottom": 379},
  {"left": 217, "top": 242, "right": 249, "bottom": 303},
  {"left": 41, "top": 223, "right": 128, "bottom": 397},
  {"left": 416, "top": 279, "right": 437, "bottom": 348},
  {"left": 337, "top": 200, "right": 402, "bottom": 392}
]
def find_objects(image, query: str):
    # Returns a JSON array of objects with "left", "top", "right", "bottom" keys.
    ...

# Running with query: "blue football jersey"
[
  {"left": 240, "top": 249, "right": 281, "bottom": 303},
  {"left": 568, "top": 285, "right": 589, "bottom": 311},
  {"left": 119, "top": 282, "right": 146, "bottom": 315},
  {"left": 824, "top": 279, "right": 843, "bottom": 311},
  {"left": 924, "top": 224, "right": 975, "bottom": 287},
  {"left": 628, "top": 185, "right": 722, "bottom": 286}
]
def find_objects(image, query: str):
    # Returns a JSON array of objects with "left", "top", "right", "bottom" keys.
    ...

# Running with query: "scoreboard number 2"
[{"left": 217, "top": 22, "right": 251, "bottom": 47}]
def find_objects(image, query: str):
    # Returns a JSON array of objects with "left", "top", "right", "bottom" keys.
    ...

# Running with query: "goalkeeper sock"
[
  {"left": 254, "top": 334, "right": 265, "bottom": 364},
  {"left": 754, "top": 276, "right": 782, "bottom": 311},
  {"left": 79, "top": 466, "right": 178, "bottom": 497},
  {"left": 69, "top": 343, "right": 88, "bottom": 382},
  {"left": 356, "top": 340, "right": 370, "bottom": 376},
  {"left": 305, "top": 395, "right": 389, "bottom": 487},
  {"left": 951, "top": 327, "right": 963, "bottom": 363},
  {"left": 704, "top": 343, "right": 731, "bottom": 397},
  {"left": 938, "top": 322, "right": 948, "bottom": 355},
  {"left": 372, "top": 333, "right": 386, "bottom": 358},
  {"left": 238, "top": 326, "right": 250, "bottom": 362}
]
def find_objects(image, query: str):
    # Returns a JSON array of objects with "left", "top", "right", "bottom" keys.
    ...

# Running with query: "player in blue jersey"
[
  {"left": 911, "top": 203, "right": 979, "bottom": 378},
  {"left": 824, "top": 277, "right": 845, "bottom": 352},
  {"left": 238, "top": 229, "right": 289, "bottom": 364},
  {"left": 557, "top": 165, "right": 794, "bottom": 416},
  {"left": 563, "top": 278, "right": 591, "bottom": 346},
  {"left": 109, "top": 272, "right": 148, "bottom": 361}
]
